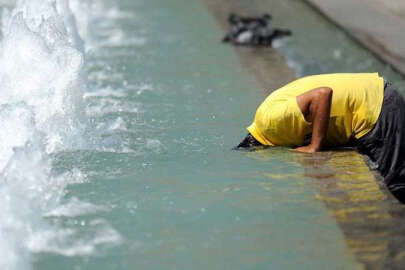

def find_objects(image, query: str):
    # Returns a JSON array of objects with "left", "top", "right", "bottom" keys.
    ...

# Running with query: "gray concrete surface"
[{"left": 304, "top": 0, "right": 405, "bottom": 76}]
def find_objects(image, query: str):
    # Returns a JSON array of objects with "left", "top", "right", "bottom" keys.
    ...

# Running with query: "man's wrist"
[{"left": 309, "top": 142, "right": 322, "bottom": 151}]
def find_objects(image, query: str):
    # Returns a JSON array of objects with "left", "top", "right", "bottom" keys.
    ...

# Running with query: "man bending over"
[{"left": 237, "top": 73, "right": 405, "bottom": 203}]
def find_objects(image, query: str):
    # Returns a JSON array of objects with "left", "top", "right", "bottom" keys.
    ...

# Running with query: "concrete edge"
[{"left": 302, "top": 0, "right": 405, "bottom": 77}]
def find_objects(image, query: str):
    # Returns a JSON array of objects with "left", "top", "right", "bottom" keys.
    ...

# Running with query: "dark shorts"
[{"left": 356, "top": 84, "right": 405, "bottom": 203}]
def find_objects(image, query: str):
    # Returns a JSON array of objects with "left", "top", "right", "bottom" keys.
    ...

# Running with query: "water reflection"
[{"left": 292, "top": 150, "right": 405, "bottom": 269}]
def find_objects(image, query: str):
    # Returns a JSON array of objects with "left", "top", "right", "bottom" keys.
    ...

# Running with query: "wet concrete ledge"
[{"left": 303, "top": 0, "right": 405, "bottom": 76}]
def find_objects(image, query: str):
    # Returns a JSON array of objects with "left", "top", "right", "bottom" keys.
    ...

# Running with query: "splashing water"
[
  {"left": 3, "top": 0, "right": 402, "bottom": 269},
  {"left": 0, "top": 0, "right": 121, "bottom": 269}
]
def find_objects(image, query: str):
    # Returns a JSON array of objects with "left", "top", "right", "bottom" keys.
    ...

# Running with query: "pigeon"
[{"left": 222, "top": 13, "right": 291, "bottom": 46}]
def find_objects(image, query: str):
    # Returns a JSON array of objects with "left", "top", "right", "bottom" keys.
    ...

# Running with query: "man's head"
[{"left": 235, "top": 133, "right": 263, "bottom": 149}]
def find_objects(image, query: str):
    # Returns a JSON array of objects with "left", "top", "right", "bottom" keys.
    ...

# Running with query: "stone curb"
[{"left": 303, "top": 0, "right": 405, "bottom": 76}]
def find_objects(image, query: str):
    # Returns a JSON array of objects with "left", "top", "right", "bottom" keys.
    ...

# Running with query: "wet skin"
[{"left": 295, "top": 87, "right": 333, "bottom": 153}]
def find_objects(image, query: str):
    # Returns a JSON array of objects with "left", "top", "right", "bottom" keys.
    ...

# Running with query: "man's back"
[{"left": 247, "top": 73, "right": 384, "bottom": 146}]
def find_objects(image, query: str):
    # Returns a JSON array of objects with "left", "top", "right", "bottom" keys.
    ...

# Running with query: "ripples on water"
[{"left": 0, "top": 0, "right": 342, "bottom": 269}]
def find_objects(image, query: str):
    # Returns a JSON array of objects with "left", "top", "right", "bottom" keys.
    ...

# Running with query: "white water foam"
[{"left": 0, "top": 1, "right": 121, "bottom": 269}]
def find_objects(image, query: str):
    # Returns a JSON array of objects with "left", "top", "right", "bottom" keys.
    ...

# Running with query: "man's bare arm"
[{"left": 294, "top": 87, "right": 333, "bottom": 153}]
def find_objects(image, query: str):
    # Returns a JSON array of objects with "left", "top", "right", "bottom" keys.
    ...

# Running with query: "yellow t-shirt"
[{"left": 247, "top": 73, "right": 384, "bottom": 147}]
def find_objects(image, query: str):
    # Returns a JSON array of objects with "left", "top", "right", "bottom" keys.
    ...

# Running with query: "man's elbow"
[
  {"left": 319, "top": 87, "right": 333, "bottom": 96},
  {"left": 317, "top": 87, "right": 333, "bottom": 101}
]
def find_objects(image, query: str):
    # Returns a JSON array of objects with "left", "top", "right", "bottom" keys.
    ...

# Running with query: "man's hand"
[
  {"left": 293, "top": 144, "right": 319, "bottom": 153},
  {"left": 296, "top": 87, "right": 333, "bottom": 152}
]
